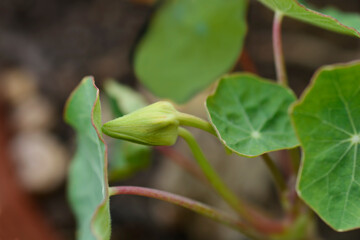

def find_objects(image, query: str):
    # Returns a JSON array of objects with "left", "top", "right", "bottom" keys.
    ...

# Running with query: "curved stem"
[
  {"left": 178, "top": 127, "right": 248, "bottom": 217},
  {"left": 273, "top": 11, "right": 288, "bottom": 86},
  {"left": 177, "top": 112, "right": 217, "bottom": 136},
  {"left": 109, "top": 186, "right": 262, "bottom": 240},
  {"left": 178, "top": 127, "right": 287, "bottom": 234}
]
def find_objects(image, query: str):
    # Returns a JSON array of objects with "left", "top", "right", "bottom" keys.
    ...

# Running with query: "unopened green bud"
[{"left": 102, "top": 101, "right": 180, "bottom": 146}]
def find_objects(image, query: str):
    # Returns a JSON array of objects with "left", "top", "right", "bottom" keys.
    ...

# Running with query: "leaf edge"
[{"left": 205, "top": 72, "right": 300, "bottom": 158}]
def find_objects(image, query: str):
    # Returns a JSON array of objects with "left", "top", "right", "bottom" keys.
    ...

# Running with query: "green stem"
[
  {"left": 177, "top": 112, "right": 217, "bottom": 136},
  {"left": 178, "top": 127, "right": 252, "bottom": 219},
  {"left": 109, "top": 186, "right": 262, "bottom": 240},
  {"left": 177, "top": 112, "right": 234, "bottom": 154},
  {"left": 178, "top": 127, "right": 286, "bottom": 234},
  {"left": 273, "top": 11, "right": 288, "bottom": 86}
]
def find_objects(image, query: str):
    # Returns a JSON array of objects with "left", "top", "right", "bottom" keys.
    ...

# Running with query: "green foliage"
[
  {"left": 317, "top": 7, "right": 360, "bottom": 32},
  {"left": 292, "top": 62, "right": 360, "bottom": 231},
  {"left": 206, "top": 74, "right": 299, "bottom": 157},
  {"left": 298, "top": 1, "right": 360, "bottom": 32},
  {"left": 258, "top": 0, "right": 360, "bottom": 38},
  {"left": 104, "top": 80, "right": 151, "bottom": 181},
  {"left": 108, "top": 141, "right": 151, "bottom": 181},
  {"left": 64, "top": 77, "right": 111, "bottom": 240},
  {"left": 64, "top": 1, "right": 360, "bottom": 239},
  {"left": 104, "top": 80, "right": 148, "bottom": 116},
  {"left": 134, "top": 0, "right": 248, "bottom": 103}
]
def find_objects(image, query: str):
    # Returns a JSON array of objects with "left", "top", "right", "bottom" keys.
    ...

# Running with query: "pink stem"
[
  {"left": 109, "top": 186, "right": 262, "bottom": 239},
  {"left": 273, "top": 12, "right": 288, "bottom": 86}
]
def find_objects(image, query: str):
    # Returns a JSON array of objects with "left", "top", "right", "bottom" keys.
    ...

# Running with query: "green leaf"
[
  {"left": 104, "top": 80, "right": 152, "bottom": 181},
  {"left": 316, "top": 7, "right": 360, "bottom": 32},
  {"left": 108, "top": 141, "right": 151, "bottom": 181},
  {"left": 292, "top": 61, "right": 360, "bottom": 231},
  {"left": 206, "top": 74, "right": 299, "bottom": 157},
  {"left": 134, "top": 0, "right": 248, "bottom": 103},
  {"left": 64, "top": 77, "right": 111, "bottom": 240},
  {"left": 298, "top": 1, "right": 360, "bottom": 32},
  {"left": 104, "top": 80, "right": 148, "bottom": 116},
  {"left": 258, "top": 0, "right": 360, "bottom": 38}
]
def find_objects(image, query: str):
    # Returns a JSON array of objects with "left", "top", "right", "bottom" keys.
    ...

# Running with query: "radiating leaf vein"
[
  {"left": 211, "top": 111, "right": 250, "bottom": 134},
  {"left": 296, "top": 112, "right": 352, "bottom": 136},
  {"left": 333, "top": 78, "right": 357, "bottom": 133},
  {"left": 340, "top": 144, "right": 359, "bottom": 226},
  {"left": 226, "top": 82, "right": 255, "bottom": 132},
  {"left": 301, "top": 142, "right": 353, "bottom": 192}
]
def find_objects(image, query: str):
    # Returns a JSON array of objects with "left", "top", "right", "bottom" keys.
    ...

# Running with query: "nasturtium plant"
[
  {"left": 292, "top": 61, "right": 360, "bottom": 231},
  {"left": 65, "top": 1, "right": 360, "bottom": 239},
  {"left": 134, "top": 0, "right": 248, "bottom": 103},
  {"left": 206, "top": 74, "right": 299, "bottom": 157},
  {"left": 64, "top": 77, "right": 111, "bottom": 240},
  {"left": 259, "top": 0, "right": 360, "bottom": 38}
]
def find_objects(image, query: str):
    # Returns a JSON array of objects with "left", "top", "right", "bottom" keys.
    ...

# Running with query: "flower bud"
[{"left": 102, "top": 101, "right": 180, "bottom": 146}]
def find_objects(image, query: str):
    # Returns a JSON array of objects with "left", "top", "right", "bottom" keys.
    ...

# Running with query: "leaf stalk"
[
  {"left": 178, "top": 127, "right": 286, "bottom": 234},
  {"left": 177, "top": 112, "right": 217, "bottom": 136},
  {"left": 109, "top": 186, "right": 262, "bottom": 240},
  {"left": 273, "top": 11, "right": 288, "bottom": 86}
]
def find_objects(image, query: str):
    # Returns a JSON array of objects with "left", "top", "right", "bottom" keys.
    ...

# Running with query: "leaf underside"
[
  {"left": 206, "top": 74, "right": 299, "bottom": 157},
  {"left": 258, "top": 0, "right": 360, "bottom": 38},
  {"left": 292, "top": 61, "right": 360, "bottom": 231},
  {"left": 135, "top": 0, "right": 248, "bottom": 103},
  {"left": 65, "top": 77, "right": 111, "bottom": 240}
]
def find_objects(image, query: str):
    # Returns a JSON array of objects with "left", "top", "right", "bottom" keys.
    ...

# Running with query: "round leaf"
[
  {"left": 292, "top": 61, "right": 360, "bottom": 231},
  {"left": 135, "top": 0, "right": 248, "bottom": 103},
  {"left": 206, "top": 74, "right": 299, "bottom": 157}
]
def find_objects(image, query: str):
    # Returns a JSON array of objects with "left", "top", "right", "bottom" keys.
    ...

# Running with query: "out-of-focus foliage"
[
  {"left": 135, "top": 0, "right": 248, "bottom": 103},
  {"left": 259, "top": 0, "right": 360, "bottom": 38}
]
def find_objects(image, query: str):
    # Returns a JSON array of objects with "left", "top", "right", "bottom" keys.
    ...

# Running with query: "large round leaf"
[
  {"left": 292, "top": 61, "right": 360, "bottom": 231},
  {"left": 206, "top": 74, "right": 299, "bottom": 157},
  {"left": 135, "top": 0, "right": 248, "bottom": 103},
  {"left": 64, "top": 77, "right": 111, "bottom": 240},
  {"left": 258, "top": 0, "right": 360, "bottom": 38}
]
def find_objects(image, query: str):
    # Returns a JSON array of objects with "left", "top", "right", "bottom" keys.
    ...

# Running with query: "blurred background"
[{"left": 0, "top": 0, "right": 359, "bottom": 239}]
